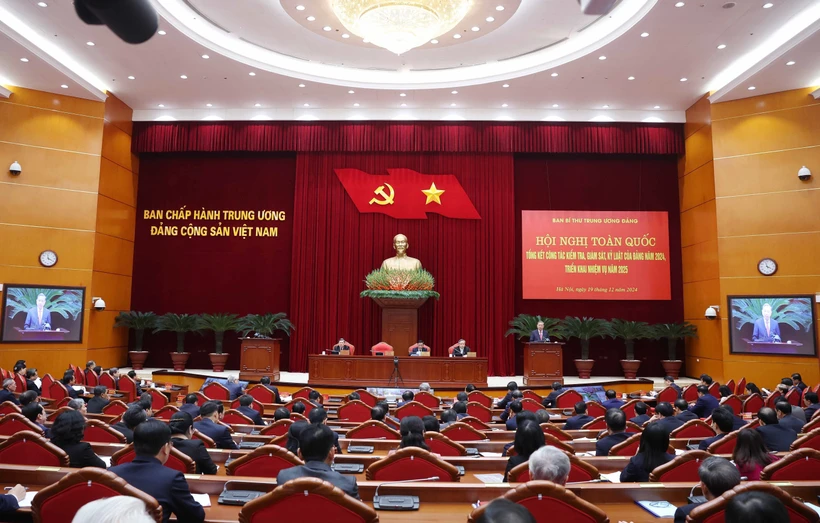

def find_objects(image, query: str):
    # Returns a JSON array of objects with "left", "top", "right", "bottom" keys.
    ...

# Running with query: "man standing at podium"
[
  {"left": 529, "top": 321, "right": 550, "bottom": 343},
  {"left": 752, "top": 303, "right": 781, "bottom": 342},
  {"left": 23, "top": 293, "right": 52, "bottom": 331}
]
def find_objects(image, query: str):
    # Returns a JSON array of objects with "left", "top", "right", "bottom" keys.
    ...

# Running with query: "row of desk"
[{"left": 307, "top": 355, "right": 489, "bottom": 388}]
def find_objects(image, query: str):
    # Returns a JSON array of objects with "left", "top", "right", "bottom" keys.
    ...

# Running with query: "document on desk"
[
  {"left": 100, "top": 455, "right": 112, "bottom": 467},
  {"left": 600, "top": 471, "right": 621, "bottom": 483},
  {"left": 192, "top": 493, "right": 212, "bottom": 507},
  {"left": 475, "top": 474, "right": 505, "bottom": 484},
  {"left": 636, "top": 500, "right": 678, "bottom": 518},
  {"left": 805, "top": 502, "right": 820, "bottom": 516},
  {"left": 479, "top": 452, "right": 503, "bottom": 457},
  {"left": 17, "top": 492, "right": 39, "bottom": 508}
]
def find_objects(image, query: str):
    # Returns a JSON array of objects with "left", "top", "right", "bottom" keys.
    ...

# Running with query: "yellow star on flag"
[{"left": 422, "top": 182, "right": 445, "bottom": 205}]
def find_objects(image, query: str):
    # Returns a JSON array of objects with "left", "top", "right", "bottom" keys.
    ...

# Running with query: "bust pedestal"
[{"left": 369, "top": 296, "right": 429, "bottom": 351}]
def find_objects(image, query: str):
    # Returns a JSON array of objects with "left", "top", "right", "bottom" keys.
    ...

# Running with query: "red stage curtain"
[
  {"left": 132, "top": 122, "right": 683, "bottom": 155},
  {"left": 289, "top": 153, "right": 516, "bottom": 375}
]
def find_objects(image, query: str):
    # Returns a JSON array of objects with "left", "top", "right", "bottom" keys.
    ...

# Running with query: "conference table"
[{"left": 307, "top": 354, "right": 488, "bottom": 388}]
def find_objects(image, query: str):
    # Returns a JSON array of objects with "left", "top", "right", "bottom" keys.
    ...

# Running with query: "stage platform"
[{"left": 121, "top": 367, "right": 698, "bottom": 396}]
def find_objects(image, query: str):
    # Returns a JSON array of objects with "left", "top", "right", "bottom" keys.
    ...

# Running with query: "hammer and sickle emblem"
[{"left": 369, "top": 183, "right": 395, "bottom": 205}]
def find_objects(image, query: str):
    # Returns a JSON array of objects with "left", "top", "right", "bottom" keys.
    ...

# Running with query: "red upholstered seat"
[
  {"left": 656, "top": 386, "right": 679, "bottom": 404},
  {"left": 49, "top": 381, "right": 70, "bottom": 401},
  {"left": 395, "top": 401, "right": 433, "bottom": 420},
  {"left": 609, "top": 433, "right": 642, "bottom": 457},
  {"left": 413, "top": 391, "right": 441, "bottom": 408},
  {"left": 742, "top": 393, "right": 764, "bottom": 413},
  {"left": 71, "top": 365, "right": 84, "bottom": 386},
  {"left": 520, "top": 398, "right": 543, "bottom": 413},
  {"left": 111, "top": 444, "right": 195, "bottom": 473},
  {"left": 84, "top": 370, "right": 98, "bottom": 388},
  {"left": 541, "top": 423, "right": 573, "bottom": 442},
  {"left": 39, "top": 374, "right": 54, "bottom": 399},
  {"left": 231, "top": 397, "right": 264, "bottom": 414},
  {"left": 466, "top": 402, "right": 492, "bottom": 422},
  {"left": 804, "top": 417, "right": 820, "bottom": 433},
  {"left": 226, "top": 444, "right": 303, "bottom": 477},
  {"left": 83, "top": 419, "right": 127, "bottom": 444},
  {"left": 620, "top": 399, "right": 641, "bottom": 419},
  {"left": 791, "top": 428, "right": 820, "bottom": 451},
  {"left": 338, "top": 400, "right": 374, "bottom": 423},
  {"left": 352, "top": 389, "right": 377, "bottom": 408},
  {"left": 459, "top": 416, "right": 492, "bottom": 431},
  {"left": 508, "top": 452, "right": 600, "bottom": 483},
  {"left": 543, "top": 433, "right": 575, "bottom": 454},
  {"left": 581, "top": 416, "right": 607, "bottom": 430},
  {"left": 687, "top": 481, "right": 819, "bottom": 523},
  {"left": 102, "top": 400, "right": 128, "bottom": 416},
  {"left": 238, "top": 478, "right": 378, "bottom": 523},
  {"left": 708, "top": 382, "right": 720, "bottom": 399},
  {"left": 467, "top": 390, "right": 492, "bottom": 407},
  {"left": 424, "top": 432, "right": 467, "bottom": 457},
  {"left": 785, "top": 388, "right": 802, "bottom": 407},
  {"left": 585, "top": 402, "right": 606, "bottom": 418},
  {"left": 222, "top": 409, "right": 255, "bottom": 426},
  {"left": 32, "top": 467, "right": 162, "bottom": 523},
  {"left": 725, "top": 379, "right": 736, "bottom": 395},
  {"left": 522, "top": 390, "right": 543, "bottom": 403},
  {"left": 148, "top": 389, "right": 169, "bottom": 410},
  {"left": 555, "top": 390, "right": 584, "bottom": 409},
  {"left": 47, "top": 406, "right": 74, "bottom": 423},
  {"left": 192, "top": 430, "right": 215, "bottom": 448},
  {"left": 346, "top": 421, "right": 400, "bottom": 440},
  {"left": 202, "top": 382, "right": 231, "bottom": 401},
  {"left": 760, "top": 448, "right": 820, "bottom": 481},
  {"left": 468, "top": 481, "right": 608, "bottom": 523},
  {"left": 649, "top": 450, "right": 710, "bottom": 482},
  {"left": 13, "top": 373, "right": 26, "bottom": 394},
  {"left": 707, "top": 430, "right": 739, "bottom": 455},
  {"left": 246, "top": 385, "right": 276, "bottom": 404},
  {"left": 682, "top": 384, "right": 699, "bottom": 402},
  {"left": 98, "top": 372, "right": 116, "bottom": 390},
  {"left": 0, "top": 413, "right": 44, "bottom": 436},
  {"left": 764, "top": 390, "right": 783, "bottom": 409},
  {"left": 117, "top": 375, "right": 138, "bottom": 403},
  {"left": 670, "top": 419, "right": 717, "bottom": 439},
  {"left": 289, "top": 412, "right": 309, "bottom": 422},
  {"left": 440, "top": 422, "right": 487, "bottom": 441},
  {"left": 152, "top": 405, "right": 179, "bottom": 420},
  {"left": 722, "top": 395, "right": 743, "bottom": 416},
  {"left": 292, "top": 387, "right": 317, "bottom": 400},
  {"left": 260, "top": 419, "right": 294, "bottom": 437},
  {"left": 365, "top": 447, "right": 460, "bottom": 481},
  {"left": 735, "top": 377, "right": 746, "bottom": 396},
  {"left": 0, "top": 430, "right": 68, "bottom": 467},
  {"left": 0, "top": 401, "right": 21, "bottom": 416}
]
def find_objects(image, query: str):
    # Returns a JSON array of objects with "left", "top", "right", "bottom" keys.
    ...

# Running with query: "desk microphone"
[{"left": 373, "top": 476, "right": 439, "bottom": 510}]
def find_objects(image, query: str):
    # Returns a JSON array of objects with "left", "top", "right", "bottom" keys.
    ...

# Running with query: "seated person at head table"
[
  {"left": 331, "top": 338, "right": 347, "bottom": 354},
  {"left": 259, "top": 376, "right": 282, "bottom": 404},
  {"left": 504, "top": 400, "right": 524, "bottom": 431},
  {"left": 689, "top": 385, "right": 720, "bottom": 419},
  {"left": 541, "top": 382, "right": 563, "bottom": 408},
  {"left": 595, "top": 409, "right": 634, "bottom": 456},
  {"left": 109, "top": 420, "right": 206, "bottom": 523},
  {"left": 673, "top": 456, "right": 741, "bottom": 523},
  {"left": 601, "top": 389, "right": 625, "bottom": 409},
  {"left": 674, "top": 398, "right": 699, "bottom": 422},
  {"left": 277, "top": 423, "right": 359, "bottom": 499},
  {"left": 752, "top": 303, "right": 781, "bottom": 342},
  {"left": 497, "top": 381, "right": 519, "bottom": 410},
  {"left": 179, "top": 394, "right": 201, "bottom": 417},
  {"left": 620, "top": 423, "right": 674, "bottom": 482},
  {"left": 698, "top": 407, "right": 735, "bottom": 450},
  {"left": 408, "top": 340, "right": 429, "bottom": 356},
  {"left": 396, "top": 390, "right": 414, "bottom": 408},
  {"left": 236, "top": 394, "right": 265, "bottom": 426},
  {"left": 650, "top": 402, "right": 684, "bottom": 434},
  {"left": 193, "top": 401, "right": 238, "bottom": 449},
  {"left": 732, "top": 427, "right": 780, "bottom": 481},
  {"left": 87, "top": 385, "right": 110, "bottom": 414},
  {"left": 452, "top": 338, "right": 470, "bottom": 357},
  {"left": 529, "top": 320, "right": 550, "bottom": 342},
  {"left": 50, "top": 410, "right": 107, "bottom": 469},
  {"left": 500, "top": 390, "right": 524, "bottom": 422},
  {"left": 503, "top": 420, "right": 545, "bottom": 481},
  {"left": 629, "top": 402, "right": 651, "bottom": 426},
  {"left": 169, "top": 411, "right": 218, "bottom": 475},
  {"left": 0, "top": 379, "right": 19, "bottom": 405},
  {"left": 756, "top": 407, "right": 797, "bottom": 452},
  {"left": 563, "top": 401, "right": 595, "bottom": 430},
  {"left": 663, "top": 375, "right": 682, "bottom": 398},
  {"left": 111, "top": 406, "right": 147, "bottom": 444}
]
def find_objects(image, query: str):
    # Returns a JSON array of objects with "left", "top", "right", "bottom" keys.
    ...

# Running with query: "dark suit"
[
  {"left": 264, "top": 385, "right": 282, "bottom": 404},
  {"left": 542, "top": 391, "right": 561, "bottom": 408},
  {"left": 111, "top": 422, "right": 134, "bottom": 443},
  {"left": 505, "top": 417, "right": 518, "bottom": 431},
  {"left": 65, "top": 384, "right": 79, "bottom": 399},
  {"left": 563, "top": 414, "right": 594, "bottom": 430},
  {"left": 602, "top": 399, "right": 625, "bottom": 409},
  {"left": 23, "top": 307, "right": 51, "bottom": 330},
  {"left": 676, "top": 410, "right": 699, "bottom": 422},
  {"left": 630, "top": 414, "right": 651, "bottom": 426},
  {"left": 529, "top": 329, "right": 550, "bottom": 342},
  {"left": 757, "top": 424, "right": 797, "bottom": 452},
  {"left": 620, "top": 452, "right": 674, "bottom": 482},
  {"left": 179, "top": 403, "right": 200, "bottom": 418},
  {"left": 732, "top": 416, "right": 748, "bottom": 431},
  {"left": 53, "top": 441, "right": 106, "bottom": 469},
  {"left": 286, "top": 421, "right": 309, "bottom": 455},
  {"left": 35, "top": 422, "right": 51, "bottom": 439},
  {"left": 26, "top": 379, "right": 40, "bottom": 396},
  {"left": 805, "top": 403, "right": 820, "bottom": 421},
  {"left": 655, "top": 416, "right": 685, "bottom": 434},
  {"left": 668, "top": 383, "right": 682, "bottom": 398},
  {"left": 0, "top": 390, "right": 19, "bottom": 405},
  {"left": 674, "top": 503, "right": 700, "bottom": 523},
  {"left": 497, "top": 392, "right": 515, "bottom": 411},
  {"left": 595, "top": 432, "right": 633, "bottom": 456},
  {"left": 790, "top": 406, "right": 807, "bottom": 424},
  {"left": 504, "top": 454, "right": 528, "bottom": 481},
  {"left": 87, "top": 396, "right": 109, "bottom": 414},
  {"left": 193, "top": 418, "right": 238, "bottom": 449},
  {"left": 109, "top": 456, "right": 205, "bottom": 523},
  {"left": 777, "top": 415, "right": 804, "bottom": 434},
  {"left": 689, "top": 395, "right": 719, "bottom": 419},
  {"left": 698, "top": 432, "right": 727, "bottom": 450},
  {"left": 752, "top": 317, "right": 781, "bottom": 342},
  {"left": 237, "top": 405, "right": 264, "bottom": 426},
  {"left": 0, "top": 494, "right": 19, "bottom": 513},
  {"left": 171, "top": 437, "right": 218, "bottom": 475},
  {"left": 452, "top": 346, "right": 470, "bottom": 357},
  {"left": 225, "top": 382, "right": 243, "bottom": 400},
  {"left": 277, "top": 461, "right": 359, "bottom": 499}
]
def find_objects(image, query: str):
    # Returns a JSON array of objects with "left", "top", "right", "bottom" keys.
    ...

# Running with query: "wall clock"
[
  {"left": 757, "top": 258, "right": 777, "bottom": 276},
  {"left": 39, "top": 250, "right": 58, "bottom": 267}
]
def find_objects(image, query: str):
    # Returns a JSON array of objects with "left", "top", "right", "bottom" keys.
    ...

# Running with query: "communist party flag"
[{"left": 334, "top": 168, "right": 481, "bottom": 220}]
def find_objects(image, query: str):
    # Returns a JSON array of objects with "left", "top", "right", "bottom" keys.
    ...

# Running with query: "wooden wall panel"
[
  {"left": 0, "top": 348, "right": 89, "bottom": 381},
  {"left": 95, "top": 195, "right": 136, "bottom": 242},
  {"left": 718, "top": 233, "right": 820, "bottom": 278},
  {"left": 716, "top": 189, "right": 820, "bottom": 237},
  {"left": 711, "top": 88, "right": 819, "bottom": 121},
  {"left": 0, "top": 103, "right": 104, "bottom": 154},
  {"left": 0, "top": 142, "right": 101, "bottom": 192},
  {"left": 0, "top": 225, "right": 95, "bottom": 270},
  {"left": 679, "top": 161, "right": 716, "bottom": 212},
  {"left": 714, "top": 147, "right": 820, "bottom": 198},
  {"left": 90, "top": 272, "right": 132, "bottom": 312},
  {"left": 104, "top": 94, "right": 133, "bottom": 137},
  {"left": 682, "top": 125, "right": 714, "bottom": 175},
  {"left": 0, "top": 184, "right": 98, "bottom": 231},
  {"left": 681, "top": 239, "right": 719, "bottom": 284},
  {"left": 99, "top": 157, "right": 138, "bottom": 207},
  {"left": 680, "top": 200, "right": 717, "bottom": 247},
  {"left": 91, "top": 231, "right": 134, "bottom": 278},
  {"left": 101, "top": 122, "right": 136, "bottom": 171},
  {"left": 685, "top": 355, "right": 724, "bottom": 383},
  {"left": 713, "top": 102, "right": 820, "bottom": 159},
  {"left": 685, "top": 94, "right": 712, "bottom": 139},
  {"left": 3, "top": 87, "right": 105, "bottom": 118},
  {"left": 0, "top": 266, "right": 93, "bottom": 287},
  {"left": 683, "top": 279, "right": 721, "bottom": 320}
]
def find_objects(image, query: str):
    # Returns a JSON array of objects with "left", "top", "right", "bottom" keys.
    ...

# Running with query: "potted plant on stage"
[
  {"left": 236, "top": 313, "right": 295, "bottom": 381},
  {"left": 154, "top": 313, "right": 199, "bottom": 371},
  {"left": 558, "top": 316, "right": 612, "bottom": 379},
  {"left": 197, "top": 313, "right": 240, "bottom": 372},
  {"left": 651, "top": 322, "right": 698, "bottom": 379},
  {"left": 610, "top": 319, "right": 651, "bottom": 379},
  {"left": 114, "top": 311, "right": 157, "bottom": 370}
]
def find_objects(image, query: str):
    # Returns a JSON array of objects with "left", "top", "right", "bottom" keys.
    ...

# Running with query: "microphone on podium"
[{"left": 373, "top": 476, "right": 439, "bottom": 510}]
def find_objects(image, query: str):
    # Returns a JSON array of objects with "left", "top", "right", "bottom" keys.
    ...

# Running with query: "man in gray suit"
[
  {"left": 23, "top": 293, "right": 52, "bottom": 330},
  {"left": 276, "top": 424, "right": 359, "bottom": 500}
]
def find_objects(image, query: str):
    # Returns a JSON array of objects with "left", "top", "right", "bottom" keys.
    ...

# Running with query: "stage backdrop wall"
[
  {"left": 131, "top": 154, "right": 296, "bottom": 370},
  {"left": 514, "top": 155, "right": 684, "bottom": 377}
]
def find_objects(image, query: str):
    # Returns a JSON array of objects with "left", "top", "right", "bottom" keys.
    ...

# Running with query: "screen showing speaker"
[
  {"left": 728, "top": 295, "right": 817, "bottom": 356},
  {"left": 0, "top": 284, "right": 86, "bottom": 343}
]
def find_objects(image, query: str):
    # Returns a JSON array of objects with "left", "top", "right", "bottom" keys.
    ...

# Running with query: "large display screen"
[
  {"left": 728, "top": 295, "right": 817, "bottom": 356},
  {"left": 1, "top": 284, "right": 85, "bottom": 343},
  {"left": 522, "top": 211, "right": 671, "bottom": 300}
]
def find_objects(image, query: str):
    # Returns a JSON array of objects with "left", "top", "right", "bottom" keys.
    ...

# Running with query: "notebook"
[
  {"left": 636, "top": 500, "right": 678, "bottom": 518},
  {"left": 17, "top": 492, "right": 38, "bottom": 509},
  {"left": 192, "top": 493, "right": 212, "bottom": 507}
]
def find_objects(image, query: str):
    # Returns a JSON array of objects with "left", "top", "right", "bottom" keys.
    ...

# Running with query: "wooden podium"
[
  {"left": 14, "top": 328, "right": 70, "bottom": 342},
  {"left": 370, "top": 296, "right": 429, "bottom": 352},
  {"left": 238, "top": 337, "right": 280, "bottom": 381},
  {"left": 523, "top": 342, "right": 565, "bottom": 386}
]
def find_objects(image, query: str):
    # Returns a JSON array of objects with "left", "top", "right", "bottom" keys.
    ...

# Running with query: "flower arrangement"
[{"left": 360, "top": 268, "right": 440, "bottom": 299}]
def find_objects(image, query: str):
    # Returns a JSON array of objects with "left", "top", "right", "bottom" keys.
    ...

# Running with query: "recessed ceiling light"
[
  {"left": 303, "top": 103, "right": 310, "bottom": 107},
  {"left": 86, "top": 41, "right": 95, "bottom": 46},
  {"left": 786, "top": 60, "right": 795, "bottom": 65},
  {"left": 552, "top": 104, "right": 559, "bottom": 108},
  {"left": 654, "top": 105, "right": 661, "bottom": 109},
  {"left": 307, "top": 16, "right": 315, "bottom": 21},
  {"left": 472, "top": 26, "right": 480, "bottom": 31},
  {"left": 502, "top": 83, "right": 510, "bottom": 88},
  {"left": 60, "top": 84, "right": 68, "bottom": 89},
  {"left": 501, "top": 103, "right": 508, "bottom": 107},
  {"left": 363, "top": 38, "right": 370, "bottom": 43},
  {"left": 496, "top": 5, "right": 505, "bottom": 10},
  {"left": 453, "top": 33, "right": 461, "bottom": 38},
  {"left": 158, "top": 104, "right": 164, "bottom": 108},
  {"left": 201, "top": 54, "right": 209, "bottom": 59},
  {"left": 127, "top": 75, "right": 135, "bottom": 80},
  {"left": 602, "top": 104, "right": 610, "bottom": 109},
  {"left": 450, "top": 103, "right": 457, "bottom": 107},
  {"left": 353, "top": 103, "right": 360, "bottom": 107},
  {"left": 206, "top": 103, "right": 212, "bottom": 107},
  {"left": 323, "top": 26, "right": 332, "bottom": 31},
  {"left": 680, "top": 77, "right": 688, "bottom": 82},
  {"left": 598, "top": 55, "right": 607, "bottom": 60},
  {"left": 551, "top": 72, "right": 558, "bottom": 77},
  {"left": 157, "top": 30, "right": 166, "bottom": 35},
  {"left": 180, "top": 75, "right": 188, "bottom": 79},
  {"left": 640, "top": 32, "right": 649, "bottom": 37},
  {"left": 400, "top": 103, "right": 407, "bottom": 107},
  {"left": 486, "top": 16, "right": 495, "bottom": 22},
  {"left": 717, "top": 44, "right": 727, "bottom": 49},
  {"left": 628, "top": 76, "right": 635, "bottom": 80},
  {"left": 37, "top": 2, "right": 47, "bottom": 6},
  {"left": 299, "top": 83, "right": 306, "bottom": 87},
  {"left": 19, "top": 58, "right": 29, "bottom": 62},
  {"left": 675, "top": 1, "right": 685, "bottom": 6},
  {"left": 400, "top": 93, "right": 406, "bottom": 97},
  {"left": 430, "top": 39, "right": 439, "bottom": 44},
  {"left": 748, "top": 86, "right": 756, "bottom": 90},
  {"left": 348, "top": 90, "right": 355, "bottom": 94},
  {"left": 763, "top": 2, "right": 773, "bottom": 8},
  {"left": 254, "top": 103, "right": 261, "bottom": 107},
  {"left": 451, "top": 90, "right": 458, "bottom": 94},
  {"left": 248, "top": 72, "right": 256, "bottom": 76},
  {"left": 296, "top": 5, "right": 305, "bottom": 10},
  {"left": 342, "top": 33, "right": 350, "bottom": 38}
]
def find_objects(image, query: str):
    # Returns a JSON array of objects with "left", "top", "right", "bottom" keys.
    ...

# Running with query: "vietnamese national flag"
[{"left": 334, "top": 168, "right": 481, "bottom": 220}]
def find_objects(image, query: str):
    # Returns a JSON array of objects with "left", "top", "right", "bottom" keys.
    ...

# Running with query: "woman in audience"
[
  {"left": 620, "top": 422, "right": 674, "bottom": 482},
  {"left": 503, "top": 420, "right": 545, "bottom": 481},
  {"left": 745, "top": 383, "right": 762, "bottom": 396},
  {"left": 71, "top": 496, "right": 155, "bottom": 523},
  {"left": 50, "top": 410, "right": 107, "bottom": 469},
  {"left": 733, "top": 427, "right": 779, "bottom": 480},
  {"left": 398, "top": 416, "right": 429, "bottom": 451},
  {"left": 718, "top": 385, "right": 733, "bottom": 403},
  {"left": 169, "top": 411, "right": 218, "bottom": 475}
]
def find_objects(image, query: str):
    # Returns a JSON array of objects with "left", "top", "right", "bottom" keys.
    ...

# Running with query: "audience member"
[
  {"left": 652, "top": 402, "right": 684, "bottom": 434},
  {"left": 370, "top": 404, "right": 387, "bottom": 422},
  {"left": 534, "top": 409, "right": 551, "bottom": 425},
  {"left": 674, "top": 398, "right": 698, "bottom": 421},
  {"left": 106, "top": 368, "right": 120, "bottom": 389},
  {"left": 698, "top": 407, "right": 734, "bottom": 450},
  {"left": 399, "top": 416, "right": 429, "bottom": 451},
  {"left": 721, "top": 405, "right": 748, "bottom": 431},
  {"left": 21, "top": 402, "right": 49, "bottom": 437},
  {"left": 563, "top": 401, "right": 594, "bottom": 430},
  {"left": 456, "top": 391, "right": 469, "bottom": 403},
  {"left": 773, "top": 401, "right": 803, "bottom": 434},
  {"left": 700, "top": 374, "right": 714, "bottom": 387},
  {"left": 309, "top": 407, "right": 342, "bottom": 453},
  {"left": 791, "top": 373, "right": 807, "bottom": 392},
  {"left": 498, "top": 381, "right": 519, "bottom": 410},
  {"left": 169, "top": 411, "right": 218, "bottom": 475},
  {"left": 725, "top": 491, "right": 789, "bottom": 523},
  {"left": 127, "top": 371, "right": 144, "bottom": 396},
  {"left": 259, "top": 376, "right": 282, "bottom": 403},
  {"left": 664, "top": 375, "right": 682, "bottom": 398},
  {"left": 61, "top": 371, "right": 80, "bottom": 399},
  {"left": 620, "top": 423, "right": 673, "bottom": 482},
  {"left": 308, "top": 390, "right": 323, "bottom": 406},
  {"left": 71, "top": 496, "right": 155, "bottom": 523},
  {"left": 756, "top": 407, "right": 797, "bottom": 452},
  {"left": 179, "top": 394, "right": 200, "bottom": 417},
  {"left": 596, "top": 408, "right": 632, "bottom": 456},
  {"left": 112, "top": 406, "right": 147, "bottom": 443},
  {"left": 423, "top": 415, "right": 440, "bottom": 433},
  {"left": 689, "top": 385, "right": 719, "bottom": 419},
  {"left": 465, "top": 384, "right": 476, "bottom": 393},
  {"left": 0, "top": 379, "right": 19, "bottom": 405},
  {"left": 292, "top": 402, "right": 307, "bottom": 416},
  {"left": 225, "top": 376, "right": 243, "bottom": 400},
  {"left": 193, "top": 401, "right": 238, "bottom": 449},
  {"left": 440, "top": 409, "right": 457, "bottom": 427},
  {"left": 500, "top": 390, "right": 523, "bottom": 422},
  {"left": 733, "top": 427, "right": 779, "bottom": 480},
  {"left": 630, "top": 402, "right": 650, "bottom": 426},
  {"left": 109, "top": 421, "right": 205, "bottom": 523},
  {"left": 503, "top": 420, "right": 545, "bottom": 481},
  {"left": 348, "top": 392, "right": 361, "bottom": 402},
  {"left": 804, "top": 392, "right": 820, "bottom": 420},
  {"left": 18, "top": 390, "right": 38, "bottom": 407},
  {"left": 0, "top": 485, "right": 26, "bottom": 515},
  {"left": 273, "top": 407, "right": 291, "bottom": 421},
  {"left": 505, "top": 400, "right": 524, "bottom": 430},
  {"left": 87, "top": 385, "right": 109, "bottom": 414},
  {"left": 50, "top": 410, "right": 106, "bottom": 468},
  {"left": 745, "top": 383, "right": 762, "bottom": 396},
  {"left": 528, "top": 446, "right": 570, "bottom": 484},
  {"left": 68, "top": 398, "right": 87, "bottom": 415},
  {"left": 419, "top": 382, "right": 431, "bottom": 392},
  {"left": 397, "top": 390, "right": 415, "bottom": 408},
  {"left": 673, "top": 457, "right": 740, "bottom": 523},
  {"left": 502, "top": 411, "right": 537, "bottom": 457},
  {"left": 277, "top": 424, "right": 360, "bottom": 499},
  {"left": 452, "top": 401, "right": 468, "bottom": 420},
  {"left": 236, "top": 395, "right": 264, "bottom": 425},
  {"left": 541, "top": 382, "right": 563, "bottom": 408},
  {"left": 25, "top": 368, "right": 40, "bottom": 395},
  {"left": 602, "top": 389, "right": 624, "bottom": 409},
  {"left": 717, "top": 385, "right": 732, "bottom": 400},
  {"left": 476, "top": 498, "right": 536, "bottom": 523}
]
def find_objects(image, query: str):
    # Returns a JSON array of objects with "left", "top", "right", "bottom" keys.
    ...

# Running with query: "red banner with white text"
[{"left": 522, "top": 211, "right": 671, "bottom": 300}]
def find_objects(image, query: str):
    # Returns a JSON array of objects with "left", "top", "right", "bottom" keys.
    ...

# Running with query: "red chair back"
[
  {"left": 580, "top": 416, "right": 607, "bottom": 430},
  {"left": 541, "top": 423, "right": 573, "bottom": 442},
  {"left": 247, "top": 385, "right": 276, "bottom": 404},
  {"left": 285, "top": 399, "right": 315, "bottom": 417},
  {"left": 259, "top": 419, "right": 294, "bottom": 437},
  {"left": 609, "top": 433, "right": 642, "bottom": 456},
  {"left": 40, "top": 374, "right": 54, "bottom": 398},
  {"left": 764, "top": 390, "right": 783, "bottom": 409},
  {"left": 13, "top": 373, "right": 26, "bottom": 393},
  {"left": 791, "top": 428, "right": 820, "bottom": 451},
  {"left": 202, "top": 382, "right": 231, "bottom": 401},
  {"left": 102, "top": 400, "right": 128, "bottom": 416},
  {"left": 49, "top": 381, "right": 70, "bottom": 401},
  {"left": 148, "top": 389, "right": 169, "bottom": 411},
  {"left": 620, "top": 399, "right": 640, "bottom": 419},
  {"left": 111, "top": 444, "right": 195, "bottom": 473},
  {"left": 352, "top": 389, "right": 378, "bottom": 408},
  {"left": 0, "top": 369, "right": 8, "bottom": 380},
  {"left": 222, "top": 409, "right": 254, "bottom": 426},
  {"left": 459, "top": 416, "right": 491, "bottom": 430},
  {"left": 511, "top": 452, "right": 601, "bottom": 483},
  {"left": 585, "top": 402, "right": 606, "bottom": 418},
  {"left": 708, "top": 430, "right": 738, "bottom": 455},
  {"left": 467, "top": 391, "right": 492, "bottom": 407},
  {"left": 424, "top": 432, "right": 467, "bottom": 457},
  {"left": 290, "top": 412, "right": 309, "bottom": 422},
  {"left": 83, "top": 419, "right": 127, "bottom": 444},
  {"left": 656, "top": 386, "right": 679, "bottom": 404},
  {"left": 440, "top": 422, "right": 487, "bottom": 441},
  {"left": 292, "top": 387, "right": 316, "bottom": 400},
  {"left": 468, "top": 481, "right": 608, "bottom": 523},
  {"left": 682, "top": 384, "right": 699, "bottom": 402},
  {"left": 99, "top": 372, "right": 116, "bottom": 390},
  {"left": 413, "top": 391, "right": 441, "bottom": 409},
  {"left": 0, "top": 413, "right": 44, "bottom": 436},
  {"left": 84, "top": 370, "right": 98, "bottom": 388},
  {"left": 761, "top": 448, "right": 820, "bottom": 481},
  {"left": 466, "top": 402, "right": 492, "bottom": 422},
  {"left": 722, "top": 395, "right": 743, "bottom": 416},
  {"left": 192, "top": 430, "right": 215, "bottom": 448},
  {"left": 649, "top": 451, "right": 711, "bottom": 482},
  {"left": 226, "top": 444, "right": 303, "bottom": 477},
  {"left": 725, "top": 379, "right": 735, "bottom": 395},
  {"left": 687, "top": 482, "right": 819, "bottom": 523},
  {"left": 365, "top": 447, "right": 460, "bottom": 481},
  {"left": 742, "top": 393, "right": 765, "bottom": 413},
  {"left": 117, "top": 375, "right": 137, "bottom": 403},
  {"left": 522, "top": 390, "right": 543, "bottom": 403},
  {"left": 71, "top": 365, "right": 84, "bottom": 386},
  {"left": 670, "top": 420, "right": 717, "bottom": 439},
  {"left": 337, "top": 400, "right": 372, "bottom": 423},
  {"left": 395, "top": 401, "right": 433, "bottom": 420},
  {"left": 0, "top": 430, "right": 68, "bottom": 466},
  {"left": 0, "top": 401, "right": 22, "bottom": 416},
  {"left": 520, "top": 398, "right": 543, "bottom": 413},
  {"left": 231, "top": 397, "right": 264, "bottom": 414},
  {"left": 346, "top": 421, "right": 400, "bottom": 440},
  {"left": 153, "top": 405, "right": 180, "bottom": 420},
  {"left": 735, "top": 377, "right": 747, "bottom": 396},
  {"left": 555, "top": 390, "right": 583, "bottom": 409},
  {"left": 708, "top": 382, "right": 720, "bottom": 399},
  {"left": 785, "top": 388, "right": 802, "bottom": 407}
]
